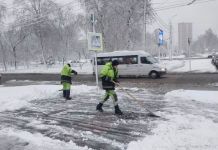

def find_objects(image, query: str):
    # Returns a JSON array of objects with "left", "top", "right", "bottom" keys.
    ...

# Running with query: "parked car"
[
  {"left": 208, "top": 52, "right": 218, "bottom": 59},
  {"left": 208, "top": 54, "right": 213, "bottom": 58}
]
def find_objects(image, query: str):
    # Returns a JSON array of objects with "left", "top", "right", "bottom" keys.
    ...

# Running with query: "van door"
[
  {"left": 138, "top": 56, "right": 153, "bottom": 76},
  {"left": 117, "top": 55, "right": 139, "bottom": 76}
]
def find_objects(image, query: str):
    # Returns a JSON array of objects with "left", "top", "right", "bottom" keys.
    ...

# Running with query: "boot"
[
  {"left": 96, "top": 103, "right": 103, "bottom": 112},
  {"left": 115, "top": 105, "right": 123, "bottom": 115},
  {"left": 65, "top": 90, "right": 72, "bottom": 100},
  {"left": 63, "top": 90, "right": 67, "bottom": 98}
]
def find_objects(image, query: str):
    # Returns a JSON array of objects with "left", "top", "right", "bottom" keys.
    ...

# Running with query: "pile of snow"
[
  {"left": 161, "top": 60, "right": 185, "bottom": 71},
  {"left": 127, "top": 114, "right": 218, "bottom": 150},
  {"left": 164, "top": 59, "right": 217, "bottom": 72},
  {"left": 165, "top": 89, "right": 218, "bottom": 104},
  {"left": 0, "top": 128, "right": 91, "bottom": 150},
  {"left": 127, "top": 89, "right": 218, "bottom": 150}
]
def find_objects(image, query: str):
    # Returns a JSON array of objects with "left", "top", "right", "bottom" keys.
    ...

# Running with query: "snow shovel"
[{"left": 113, "top": 81, "right": 160, "bottom": 117}]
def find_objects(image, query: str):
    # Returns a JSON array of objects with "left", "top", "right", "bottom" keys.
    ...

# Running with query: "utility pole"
[
  {"left": 143, "top": 0, "right": 148, "bottom": 51},
  {"left": 169, "top": 14, "right": 177, "bottom": 61},
  {"left": 169, "top": 21, "right": 172, "bottom": 61}
]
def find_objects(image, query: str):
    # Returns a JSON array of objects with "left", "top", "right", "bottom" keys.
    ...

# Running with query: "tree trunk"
[
  {"left": 39, "top": 31, "right": 47, "bottom": 66},
  {"left": 13, "top": 47, "right": 17, "bottom": 69},
  {"left": 25, "top": 47, "right": 29, "bottom": 69},
  {"left": 0, "top": 39, "right": 7, "bottom": 71}
]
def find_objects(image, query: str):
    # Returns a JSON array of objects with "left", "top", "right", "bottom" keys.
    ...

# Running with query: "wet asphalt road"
[
  {"left": 0, "top": 73, "right": 218, "bottom": 150},
  {"left": 1, "top": 73, "right": 218, "bottom": 92}
]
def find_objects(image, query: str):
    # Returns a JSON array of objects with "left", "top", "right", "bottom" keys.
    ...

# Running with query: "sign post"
[
  {"left": 155, "top": 29, "right": 164, "bottom": 62},
  {"left": 87, "top": 32, "right": 103, "bottom": 89},
  {"left": 159, "top": 29, "right": 163, "bottom": 62}
]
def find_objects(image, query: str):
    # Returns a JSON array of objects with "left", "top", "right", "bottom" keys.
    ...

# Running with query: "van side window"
[
  {"left": 123, "top": 56, "right": 138, "bottom": 64},
  {"left": 141, "top": 57, "right": 151, "bottom": 64},
  {"left": 97, "top": 55, "right": 138, "bottom": 65},
  {"left": 97, "top": 57, "right": 111, "bottom": 65}
]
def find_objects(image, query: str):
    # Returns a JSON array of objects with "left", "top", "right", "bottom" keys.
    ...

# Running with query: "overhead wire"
[{"left": 154, "top": 0, "right": 216, "bottom": 11}]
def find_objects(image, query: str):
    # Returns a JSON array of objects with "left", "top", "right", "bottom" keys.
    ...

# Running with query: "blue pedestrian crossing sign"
[{"left": 158, "top": 29, "right": 164, "bottom": 46}]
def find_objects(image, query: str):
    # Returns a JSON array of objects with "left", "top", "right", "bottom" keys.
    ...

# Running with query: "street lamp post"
[
  {"left": 169, "top": 14, "right": 177, "bottom": 61},
  {"left": 188, "top": 37, "right": 192, "bottom": 71}
]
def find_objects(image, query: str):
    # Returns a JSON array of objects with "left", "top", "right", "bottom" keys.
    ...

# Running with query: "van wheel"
[{"left": 149, "top": 71, "right": 159, "bottom": 79}]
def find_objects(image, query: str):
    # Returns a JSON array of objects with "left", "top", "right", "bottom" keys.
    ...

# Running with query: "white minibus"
[{"left": 93, "top": 50, "right": 166, "bottom": 78}]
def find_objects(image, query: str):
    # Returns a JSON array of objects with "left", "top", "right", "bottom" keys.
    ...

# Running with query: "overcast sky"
[{"left": 2, "top": 0, "right": 218, "bottom": 42}]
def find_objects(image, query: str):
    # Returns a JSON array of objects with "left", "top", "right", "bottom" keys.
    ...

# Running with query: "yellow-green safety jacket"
[
  {"left": 100, "top": 62, "right": 118, "bottom": 90},
  {"left": 61, "top": 64, "right": 73, "bottom": 84}
]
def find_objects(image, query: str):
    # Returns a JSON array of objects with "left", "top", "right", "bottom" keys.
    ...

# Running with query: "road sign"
[
  {"left": 88, "top": 32, "right": 103, "bottom": 51},
  {"left": 158, "top": 29, "right": 164, "bottom": 46}
]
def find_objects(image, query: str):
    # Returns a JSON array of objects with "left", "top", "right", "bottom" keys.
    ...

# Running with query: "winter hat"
[
  {"left": 112, "top": 60, "right": 119, "bottom": 66},
  {"left": 67, "top": 61, "right": 72, "bottom": 67}
]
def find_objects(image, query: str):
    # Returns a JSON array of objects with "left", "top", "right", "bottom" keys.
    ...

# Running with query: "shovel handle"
[{"left": 112, "top": 81, "right": 156, "bottom": 114}]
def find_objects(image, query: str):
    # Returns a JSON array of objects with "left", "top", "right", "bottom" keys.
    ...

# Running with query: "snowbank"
[
  {"left": 127, "top": 89, "right": 218, "bottom": 150},
  {"left": 0, "top": 128, "right": 91, "bottom": 150},
  {"left": 127, "top": 114, "right": 218, "bottom": 150},
  {"left": 165, "top": 59, "right": 217, "bottom": 72},
  {"left": 1, "top": 58, "right": 217, "bottom": 74},
  {"left": 165, "top": 89, "right": 218, "bottom": 104}
]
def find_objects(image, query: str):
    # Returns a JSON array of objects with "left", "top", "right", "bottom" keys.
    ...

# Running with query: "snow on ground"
[
  {"left": 0, "top": 62, "right": 93, "bottom": 74},
  {"left": 209, "top": 83, "right": 218, "bottom": 87},
  {"left": 1, "top": 84, "right": 218, "bottom": 149},
  {"left": 127, "top": 90, "right": 218, "bottom": 150},
  {"left": 165, "top": 90, "right": 218, "bottom": 104},
  {"left": 162, "top": 58, "right": 217, "bottom": 72},
  {"left": 0, "top": 84, "right": 96, "bottom": 112},
  {"left": 0, "top": 84, "right": 98, "bottom": 150},
  {"left": 0, "top": 58, "right": 217, "bottom": 74},
  {"left": 0, "top": 128, "right": 91, "bottom": 150}
]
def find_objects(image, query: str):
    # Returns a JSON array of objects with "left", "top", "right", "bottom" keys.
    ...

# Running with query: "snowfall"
[{"left": 0, "top": 57, "right": 218, "bottom": 150}]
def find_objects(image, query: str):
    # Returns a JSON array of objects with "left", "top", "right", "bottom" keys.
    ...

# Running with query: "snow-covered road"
[
  {"left": 0, "top": 85, "right": 164, "bottom": 150},
  {"left": 0, "top": 84, "right": 218, "bottom": 150}
]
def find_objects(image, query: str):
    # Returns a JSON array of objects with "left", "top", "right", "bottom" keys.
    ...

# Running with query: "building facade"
[{"left": 178, "top": 23, "right": 192, "bottom": 55}]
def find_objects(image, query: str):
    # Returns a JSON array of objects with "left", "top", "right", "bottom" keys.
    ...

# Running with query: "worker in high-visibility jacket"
[
  {"left": 61, "top": 63, "right": 77, "bottom": 100},
  {"left": 96, "top": 60, "right": 123, "bottom": 115}
]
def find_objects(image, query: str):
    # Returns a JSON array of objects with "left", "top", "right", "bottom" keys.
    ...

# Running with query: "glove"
[{"left": 71, "top": 70, "right": 78, "bottom": 75}]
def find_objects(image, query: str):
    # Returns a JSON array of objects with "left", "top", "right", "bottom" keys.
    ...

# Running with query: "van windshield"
[{"left": 147, "top": 56, "right": 158, "bottom": 64}]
